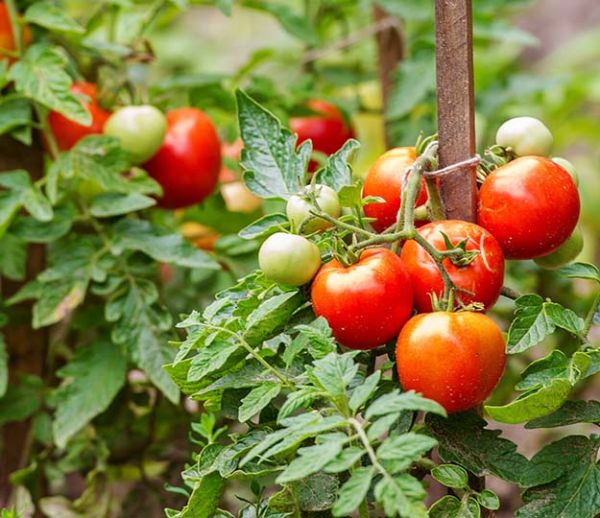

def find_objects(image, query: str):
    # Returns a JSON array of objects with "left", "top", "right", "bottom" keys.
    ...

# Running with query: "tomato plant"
[
  {"left": 286, "top": 183, "right": 340, "bottom": 232},
  {"left": 144, "top": 107, "right": 221, "bottom": 209},
  {"left": 401, "top": 220, "right": 505, "bottom": 312},
  {"left": 48, "top": 81, "right": 110, "bottom": 151},
  {"left": 478, "top": 156, "right": 580, "bottom": 259},
  {"left": 396, "top": 311, "right": 506, "bottom": 413},
  {"left": 362, "top": 147, "right": 427, "bottom": 232}
]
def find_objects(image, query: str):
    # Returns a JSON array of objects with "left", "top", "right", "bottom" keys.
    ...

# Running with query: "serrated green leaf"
[
  {"left": 188, "top": 340, "right": 239, "bottom": 383},
  {"left": 22, "top": 186, "right": 53, "bottom": 221},
  {"left": 113, "top": 219, "right": 219, "bottom": 270},
  {"left": 180, "top": 472, "right": 224, "bottom": 518},
  {"left": 292, "top": 471, "right": 338, "bottom": 512},
  {"left": 238, "top": 212, "right": 289, "bottom": 239},
  {"left": 337, "top": 184, "right": 362, "bottom": 208},
  {"left": 349, "top": 371, "right": 381, "bottom": 413},
  {"left": 557, "top": 262, "right": 600, "bottom": 283},
  {"left": 387, "top": 56, "right": 436, "bottom": 120},
  {"left": 486, "top": 378, "right": 572, "bottom": 424},
  {"left": 477, "top": 490, "right": 500, "bottom": 511},
  {"left": 508, "top": 295, "right": 584, "bottom": 354},
  {"left": 373, "top": 473, "right": 427, "bottom": 518},
  {"left": 311, "top": 352, "right": 358, "bottom": 397},
  {"left": 52, "top": 341, "right": 126, "bottom": 448},
  {"left": 526, "top": 400, "right": 600, "bottom": 429},
  {"left": 0, "top": 233, "right": 26, "bottom": 280},
  {"left": 427, "top": 412, "right": 528, "bottom": 484},
  {"left": 377, "top": 432, "right": 437, "bottom": 473},
  {"left": 331, "top": 466, "right": 373, "bottom": 516},
  {"left": 11, "top": 204, "right": 74, "bottom": 243},
  {"left": 431, "top": 464, "right": 469, "bottom": 489},
  {"left": 90, "top": 192, "right": 156, "bottom": 217},
  {"left": 518, "top": 436, "right": 600, "bottom": 518},
  {"left": 278, "top": 387, "right": 322, "bottom": 421},
  {"left": 295, "top": 317, "right": 336, "bottom": 360},
  {"left": 9, "top": 45, "right": 91, "bottom": 125},
  {"left": 324, "top": 446, "right": 364, "bottom": 474},
  {"left": 0, "top": 192, "right": 24, "bottom": 239},
  {"left": 25, "top": 1, "right": 85, "bottom": 33},
  {"left": 238, "top": 382, "right": 281, "bottom": 422},
  {"left": 243, "top": 290, "right": 303, "bottom": 345},
  {"left": 365, "top": 390, "right": 447, "bottom": 419},
  {"left": 428, "top": 495, "right": 462, "bottom": 518},
  {"left": 237, "top": 89, "right": 308, "bottom": 199},
  {"left": 0, "top": 96, "right": 32, "bottom": 135},
  {"left": 277, "top": 442, "right": 342, "bottom": 483},
  {"left": 33, "top": 279, "right": 88, "bottom": 328},
  {"left": 314, "top": 139, "right": 359, "bottom": 191},
  {"left": 0, "top": 376, "right": 43, "bottom": 425}
]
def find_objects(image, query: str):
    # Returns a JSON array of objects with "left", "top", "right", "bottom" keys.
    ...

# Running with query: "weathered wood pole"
[{"left": 435, "top": 0, "right": 478, "bottom": 222}]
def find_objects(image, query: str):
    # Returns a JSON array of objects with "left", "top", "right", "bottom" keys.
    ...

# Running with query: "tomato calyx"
[
  {"left": 439, "top": 231, "right": 480, "bottom": 267},
  {"left": 477, "top": 144, "right": 514, "bottom": 182}
]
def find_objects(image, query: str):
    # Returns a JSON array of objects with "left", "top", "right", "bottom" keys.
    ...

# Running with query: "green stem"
[
  {"left": 204, "top": 323, "right": 294, "bottom": 388},
  {"left": 5, "top": 0, "right": 22, "bottom": 55},
  {"left": 412, "top": 233, "right": 459, "bottom": 303},
  {"left": 310, "top": 210, "right": 376, "bottom": 239},
  {"left": 582, "top": 291, "right": 600, "bottom": 339},
  {"left": 425, "top": 176, "right": 445, "bottom": 221},
  {"left": 500, "top": 286, "right": 521, "bottom": 300},
  {"left": 358, "top": 498, "right": 369, "bottom": 518},
  {"left": 34, "top": 104, "right": 60, "bottom": 160}
]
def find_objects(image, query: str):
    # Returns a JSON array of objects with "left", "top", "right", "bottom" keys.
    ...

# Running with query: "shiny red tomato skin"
[
  {"left": 401, "top": 220, "right": 504, "bottom": 312},
  {"left": 144, "top": 108, "right": 221, "bottom": 209},
  {"left": 0, "top": 2, "right": 31, "bottom": 62},
  {"left": 478, "top": 156, "right": 580, "bottom": 260},
  {"left": 362, "top": 147, "right": 428, "bottom": 233},
  {"left": 311, "top": 248, "right": 414, "bottom": 350},
  {"left": 48, "top": 82, "right": 110, "bottom": 151},
  {"left": 396, "top": 311, "right": 506, "bottom": 413},
  {"left": 290, "top": 100, "right": 354, "bottom": 171}
]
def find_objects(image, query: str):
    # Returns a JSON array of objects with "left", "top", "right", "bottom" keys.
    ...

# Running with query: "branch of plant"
[
  {"left": 582, "top": 291, "right": 600, "bottom": 339},
  {"left": 500, "top": 286, "right": 521, "bottom": 300}
]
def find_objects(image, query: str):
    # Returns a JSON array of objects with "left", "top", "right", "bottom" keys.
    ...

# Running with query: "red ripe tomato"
[
  {"left": 362, "top": 147, "right": 428, "bottom": 233},
  {"left": 311, "top": 248, "right": 413, "bottom": 350},
  {"left": 290, "top": 100, "right": 354, "bottom": 172},
  {"left": 48, "top": 82, "right": 110, "bottom": 151},
  {"left": 478, "top": 156, "right": 580, "bottom": 260},
  {"left": 0, "top": 2, "right": 31, "bottom": 63},
  {"left": 401, "top": 220, "right": 504, "bottom": 312},
  {"left": 396, "top": 311, "right": 506, "bottom": 413},
  {"left": 144, "top": 108, "right": 221, "bottom": 209}
]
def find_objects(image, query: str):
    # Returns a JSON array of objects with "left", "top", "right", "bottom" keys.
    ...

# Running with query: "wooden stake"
[{"left": 435, "top": 0, "right": 477, "bottom": 222}]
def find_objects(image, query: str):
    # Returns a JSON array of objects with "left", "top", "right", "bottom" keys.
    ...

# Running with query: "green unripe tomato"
[
  {"left": 496, "top": 117, "right": 553, "bottom": 157},
  {"left": 104, "top": 105, "right": 167, "bottom": 164},
  {"left": 534, "top": 225, "right": 583, "bottom": 270},
  {"left": 552, "top": 157, "right": 579, "bottom": 187},
  {"left": 258, "top": 232, "right": 321, "bottom": 286},
  {"left": 286, "top": 184, "right": 341, "bottom": 233}
]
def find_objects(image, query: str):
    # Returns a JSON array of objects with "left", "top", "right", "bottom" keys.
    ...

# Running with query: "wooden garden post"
[{"left": 435, "top": 0, "right": 478, "bottom": 223}]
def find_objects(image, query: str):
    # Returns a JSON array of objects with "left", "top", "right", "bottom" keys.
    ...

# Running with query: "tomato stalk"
[{"left": 582, "top": 291, "right": 600, "bottom": 340}]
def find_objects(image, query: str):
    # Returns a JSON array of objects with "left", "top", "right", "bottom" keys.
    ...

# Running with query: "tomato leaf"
[
  {"left": 9, "top": 45, "right": 91, "bottom": 125},
  {"left": 277, "top": 442, "right": 343, "bottom": 483},
  {"left": 238, "top": 213, "right": 289, "bottom": 240},
  {"left": 324, "top": 446, "right": 365, "bottom": 474},
  {"left": 237, "top": 89, "right": 309, "bottom": 199},
  {"left": 377, "top": 432, "right": 438, "bottom": 473},
  {"left": 431, "top": 464, "right": 469, "bottom": 489},
  {"left": 179, "top": 472, "right": 224, "bottom": 518},
  {"left": 0, "top": 375, "right": 43, "bottom": 426},
  {"left": 365, "top": 389, "right": 447, "bottom": 419},
  {"left": 517, "top": 436, "right": 600, "bottom": 518},
  {"left": 24, "top": 1, "right": 85, "bottom": 33},
  {"left": 507, "top": 294, "right": 584, "bottom": 353},
  {"left": 90, "top": 193, "right": 156, "bottom": 217},
  {"left": 0, "top": 233, "right": 26, "bottom": 280},
  {"left": 525, "top": 400, "right": 600, "bottom": 429},
  {"left": 0, "top": 96, "right": 32, "bottom": 136},
  {"left": 373, "top": 473, "right": 427, "bottom": 518},
  {"left": 331, "top": 466, "right": 374, "bottom": 517},
  {"left": 426, "top": 412, "right": 529, "bottom": 484},
  {"left": 51, "top": 341, "right": 126, "bottom": 448},
  {"left": 349, "top": 370, "right": 381, "bottom": 413},
  {"left": 238, "top": 382, "right": 281, "bottom": 422},
  {"left": 314, "top": 139, "right": 360, "bottom": 191},
  {"left": 557, "top": 261, "right": 600, "bottom": 284}
]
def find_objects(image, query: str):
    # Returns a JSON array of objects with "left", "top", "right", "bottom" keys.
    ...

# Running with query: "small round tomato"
[
  {"left": 401, "top": 220, "right": 504, "bottom": 312},
  {"left": 496, "top": 116, "right": 553, "bottom": 157},
  {"left": 221, "top": 181, "right": 262, "bottom": 213},
  {"left": 48, "top": 82, "right": 110, "bottom": 151},
  {"left": 259, "top": 232, "right": 321, "bottom": 286},
  {"left": 535, "top": 225, "right": 583, "bottom": 270},
  {"left": 311, "top": 248, "right": 413, "bottom": 350},
  {"left": 478, "top": 156, "right": 580, "bottom": 260},
  {"left": 396, "top": 311, "right": 506, "bottom": 413},
  {"left": 362, "top": 147, "right": 427, "bottom": 233},
  {"left": 552, "top": 157, "right": 579, "bottom": 187},
  {"left": 286, "top": 184, "right": 340, "bottom": 233},
  {"left": 103, "top": 105, "right": 167, "bottom": 164},
  {"left": 290, "top": 100, "right": 354, "bottom": 172},
  {"left": 143, "top": 108, "right": 221, "bottom": 209}
]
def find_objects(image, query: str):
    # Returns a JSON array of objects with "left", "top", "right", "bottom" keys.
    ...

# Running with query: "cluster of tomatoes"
[{"left": 259, "top": 116, "right": 581, "bottom": 413}]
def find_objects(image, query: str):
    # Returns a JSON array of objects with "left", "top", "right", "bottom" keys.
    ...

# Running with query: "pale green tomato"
[
  {"left": 535, "top": 225, "right": 583, "bottom": 269},
  {"left": 552, "top": 157, "right": 579, "bottom": 187},
  {"left": 286, "top": 184, "right": 341, "bottom": 233},
  {"left": 103, "top": 105, "right": 167, "bottom": 164},
  {"left": 496, "top": 117, "right": 553, "bottom": 157},
  {"left": 259, "top": 232, "right": 321, "bottom": 286}
]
